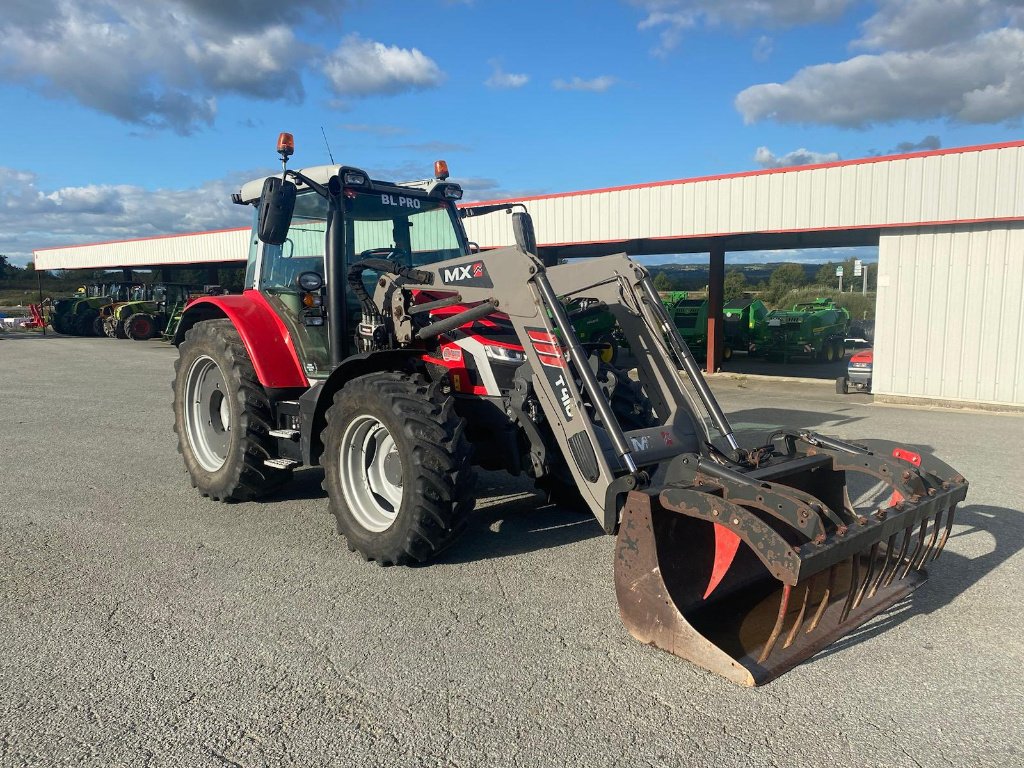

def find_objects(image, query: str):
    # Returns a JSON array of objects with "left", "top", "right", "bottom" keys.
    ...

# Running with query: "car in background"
[{"left": 836, "top": 348, "right": 873, "bottom": 394}]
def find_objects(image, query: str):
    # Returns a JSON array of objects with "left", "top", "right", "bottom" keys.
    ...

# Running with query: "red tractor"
[{"left": 172, "top": 134, "right": 968, "bottom": 685}]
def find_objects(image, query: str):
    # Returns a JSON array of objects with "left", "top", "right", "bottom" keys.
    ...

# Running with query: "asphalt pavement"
[{"left": 1, "top": 334, "right": 1021, "bottom": 767}]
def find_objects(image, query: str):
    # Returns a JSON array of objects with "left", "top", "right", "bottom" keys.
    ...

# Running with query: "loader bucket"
[{"left": 614, "top": 441, "right": 968, "bottom": 686}]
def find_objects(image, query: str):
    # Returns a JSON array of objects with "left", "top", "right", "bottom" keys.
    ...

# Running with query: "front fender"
[{"left": 175, "top": 291, "right": 308, "bottom": 389}]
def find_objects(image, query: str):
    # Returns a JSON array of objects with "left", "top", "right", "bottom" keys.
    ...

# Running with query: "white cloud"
[
  {"left": 891, "top": 135, "right": 942, "bottom": 153},
  {"left": 0, "top": 2, "right": 443, "bottom": 134},
  {"left": 736, "top": 2, "right": 1024, "bottom": 127},
  {"left": 0, "top": 166, "right": 257, "bottom": 265},
  {"left": 753, "top": 35, "right": 774, "bottom": 62},
  {"left": 323, "top": 35, "right": 445, "bottom": 98},
  {"left": 552, "top": 76, "right": 617, "bottom": 92},
  {"left": 737, "top": 28, "right": 1024, "bottom": 126},
  {"left": 854, "top": 0, "right": 1016, "bottom": 52},
  {"left": 631, "top": 0, "right": 853, "bottom": 53},
  {"left": 754, "top": 146, "right": 841, "bottom": 168},
  {"left": 485, "top": 61, "right": 529, "bottom": 89}
]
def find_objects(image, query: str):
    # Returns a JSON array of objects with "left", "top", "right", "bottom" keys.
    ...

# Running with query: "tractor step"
[
  {"left": 264, "top": 458, "right": 300, "bottom": 469},
  {"left": 268, "top": 429, "right": 300, "bottom": 440}
]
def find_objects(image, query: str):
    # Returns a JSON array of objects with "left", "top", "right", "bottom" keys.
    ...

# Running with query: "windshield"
[
  {"left": 346, "top": 189, "right": 466, "bottom": 266},
  {"left": 258, "top": 188, "right": 466, "bottom": 293}
]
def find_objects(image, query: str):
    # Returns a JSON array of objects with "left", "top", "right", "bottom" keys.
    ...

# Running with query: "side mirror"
[
  {"left": 257, "top": 176, "right": 297, "bottom": 245},
  {"left": 512, "top": 211, "right": 537, "bottom": 256}
]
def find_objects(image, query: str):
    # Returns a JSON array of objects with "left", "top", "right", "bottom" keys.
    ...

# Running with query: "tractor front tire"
[
  {"left": 113, "top": 313, "right": 131, "bottom": 338},
  {"left": 126, "top": 313, "right": 156, "bottom": 340},
  {"left": 321, "top": 372, "right": 475, "bottom": 566},
  {"left": 173, "top": 319, "right": 292, "bottom": 501}
]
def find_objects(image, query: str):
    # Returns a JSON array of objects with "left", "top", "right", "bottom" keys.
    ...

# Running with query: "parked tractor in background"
[
  {"left": 50, "top": 289, "right": 119, "bottom": 336},
  {"left": 753, "top": 298, "right": 850, "bottom": 363},
  {"left": 104, "top": 283, "right": 205, "bottom": 340},
  {"left": 160, "top": 285, "right": 225, "bottom": 342},
  {"left": 98, "top": 284, "right": 152, "bottom": 337},
  {"left": 565, "top": 296, "right": 621, "bottom": 364},
  {"left": 662, "top": 293, "right": 732, "bottom": 364},
  {"left": 723, "top": 297, "right": 769, "bottom": 355},
  {"left": 170, "top": 133, "right": 968, "bottom": 686}
]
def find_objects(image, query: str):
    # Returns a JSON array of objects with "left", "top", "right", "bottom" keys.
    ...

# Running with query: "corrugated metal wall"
[
  {"left": 874, "top": 222, "right": 1024, "bottom": 406},
  {"left": 35, "top": 228, "right": 251, "bottom": 270},
  {"left": 462, "top": 143, "right": 1024, "bottom": 249}
]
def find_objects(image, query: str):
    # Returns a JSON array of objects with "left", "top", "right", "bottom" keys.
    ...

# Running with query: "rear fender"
[{"left": 174, "top": 291, "right": 308, "bottom": 389}]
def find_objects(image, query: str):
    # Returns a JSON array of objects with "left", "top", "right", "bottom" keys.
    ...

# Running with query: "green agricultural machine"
[
  {"left": 662, "top": 293, "right": 733, "bottom": 362},
  {"left": 723, "top": 297, "right": 770, "bottom": 354},
  {"left": 105, "top": 283, "right": 201, "bottom": 340},
  {"left": 565, "top": 296, "right": 621, "bottom": 364},
  {"left": 753, "top": 298, "right": 850, "bottom": 363},
  {"left": 160, "top": 285, "right": 227, "bottom": 342},
  {"left": 50, "top": 289, "right": 118, "bottom": 336}
]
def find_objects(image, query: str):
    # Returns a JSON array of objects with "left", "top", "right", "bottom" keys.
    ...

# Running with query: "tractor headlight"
[
  {"left": 484, "top": 345, "right": 526, "bottom": 364},
  {"left": 343, "top": 171, "right": 368, "bottom": 186}
]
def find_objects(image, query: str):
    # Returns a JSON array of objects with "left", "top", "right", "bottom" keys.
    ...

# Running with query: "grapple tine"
[
  {"left": 839, "top": 556, "right": 860, "bottom": 623},
  {"left": 852, "top": 542, "right": 879, "bottom": 610},
  {"left": 868, "top": 533, "right": 897, "bottom": 599},
  {"left": 884, "top": 526, "right": 913, "bottom": 587},
  {"left": 758, "top": 584, "right": 792, "bottom": 664},
  {"left": 901, "top": 519, "right": 929, "bottom": 579},
  {"left": 932, "top": 502, "right": 958, "bottom": 561},
  {"left": 784, "top": 577, "right": 815, "bottom": 649},
  {"left": 919, "top": 508, "right": 943, "bottom": 566},
  {"left": 807, "top": 564, "right": 837, "bottom": 633}
]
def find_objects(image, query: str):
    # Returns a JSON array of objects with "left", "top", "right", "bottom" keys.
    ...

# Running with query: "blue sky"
[{"left": 2, "top": 0, "right": 1022, "bottom": 266}]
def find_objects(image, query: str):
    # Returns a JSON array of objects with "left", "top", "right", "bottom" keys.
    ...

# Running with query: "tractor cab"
[{"left": 233, "top": 139, "right": 470, "bottom": 377}]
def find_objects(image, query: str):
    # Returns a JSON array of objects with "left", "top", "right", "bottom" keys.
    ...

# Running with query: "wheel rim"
[
  {"left": 339, "top": 415, "right": 404, "bottom": 532},
  {"left": 184, "top": 355, "right": 231, "bottom": 472}
]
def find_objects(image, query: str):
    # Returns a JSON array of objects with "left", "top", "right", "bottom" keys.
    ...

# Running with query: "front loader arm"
[{"left": 366, "top": 246, "right": 726, "bottom": 532}]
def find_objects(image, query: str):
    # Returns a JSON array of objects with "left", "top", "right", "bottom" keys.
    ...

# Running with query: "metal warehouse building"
[{"left": 35, "top": 140, "right": 1024, "bottom": 409}]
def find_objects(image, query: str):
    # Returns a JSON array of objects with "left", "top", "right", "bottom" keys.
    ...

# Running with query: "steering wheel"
[{"left": 357, "top": 247, "right": 409, "bottom": 266}]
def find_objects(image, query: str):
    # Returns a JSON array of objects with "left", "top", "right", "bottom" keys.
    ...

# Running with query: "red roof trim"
[
  {"left": 529, "top": 215, "right": 1024, "bottom": 250},
  {"left": 458, "top": 140, "right": 1024, "bottom": 208},
  {"left": 32, "top": 226, "right": 250, "bottom": 253}
]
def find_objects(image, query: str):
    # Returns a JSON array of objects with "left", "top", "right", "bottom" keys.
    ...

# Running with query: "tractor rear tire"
[
  {"left": 74, "top": 311, "right": 96, "bottom": 336},
  {"left": 173, "top": 319, "right": 292, "bottom": 501},
  {"left": 92, "top": 316, "right": 105, "bottom": 336},
  {"left": 126, "top": 313, "right": 156, "bottom": 340},
  {"left": 321, "top": 372, "right": 476, "bottom": 566}
]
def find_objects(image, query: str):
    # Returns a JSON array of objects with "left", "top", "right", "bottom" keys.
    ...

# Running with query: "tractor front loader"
[{"left": 172, "top": 134, "right": 968, "bottom": 686}]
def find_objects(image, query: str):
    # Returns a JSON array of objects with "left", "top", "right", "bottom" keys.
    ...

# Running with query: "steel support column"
[{"left": 707, "top": 247, "right": 725, "bottom": 373}]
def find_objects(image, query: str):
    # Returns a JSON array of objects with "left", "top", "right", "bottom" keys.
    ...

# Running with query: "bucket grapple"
[{"left": 615, "top": 436, "right": 967, "bottom": 685}]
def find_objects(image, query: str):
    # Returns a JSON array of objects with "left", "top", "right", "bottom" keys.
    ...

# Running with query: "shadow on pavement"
[
  {"left": 721, "top": 353, "right": 849, "bottom": 381},
  {"left": 718, "top": 406, "right": 870, "bottom": 445},
  {"left": 812, "top": 504, "right": 1022, "bottom": 662},
  {"left": 440, "top": 496, "right": 602, "bottom": 564}
]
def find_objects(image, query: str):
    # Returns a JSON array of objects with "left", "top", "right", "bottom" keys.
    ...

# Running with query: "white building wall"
[
  {"left": 874, "top": 222, "right": 1024, "bottom": 407},
  {"left": 462, "top": 143, "right": 1024, "bottom": 250},
  {"left": 35, "top": 227, "right": 251, "bottom": 270}
]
